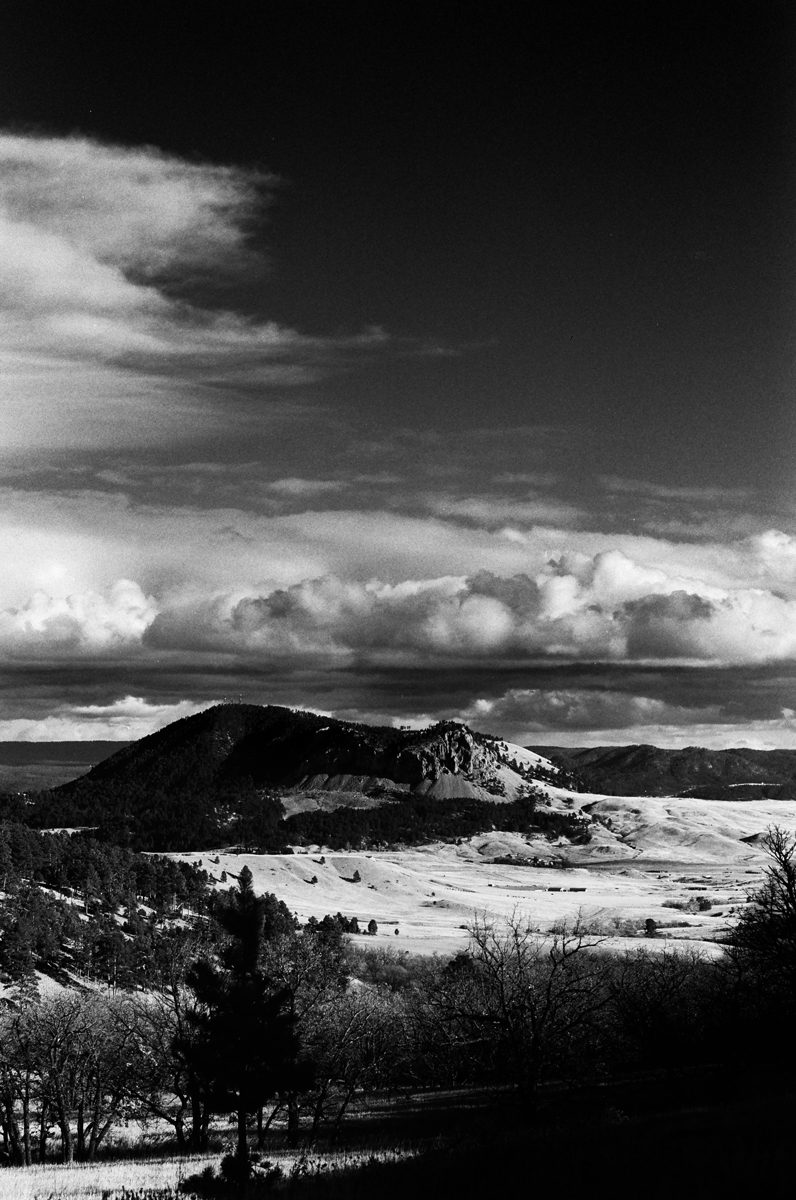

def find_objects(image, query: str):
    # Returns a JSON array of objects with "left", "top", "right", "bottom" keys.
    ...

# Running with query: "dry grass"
[
  {"left": 0, "top": 1154, "right": 216, "bottom": 1199},
  {"left": 0, "top": 1146, "right": 420, "bottom": 1199}
]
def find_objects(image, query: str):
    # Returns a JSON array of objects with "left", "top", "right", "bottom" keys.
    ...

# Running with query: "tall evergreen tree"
[{"left": 176, "top": 866, "right": 306, "bottom": 1181}]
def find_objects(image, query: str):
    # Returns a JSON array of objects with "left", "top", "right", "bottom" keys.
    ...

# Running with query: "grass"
[
  {"left": 0, "top": 1154, "right": 214, "bottom": 1199},
  {"left": 0, "top": 1145, "right": 422, "bottom": 1199},
  {"left": 3, "top": 1074, "right": 795, "bottom": 1199}
]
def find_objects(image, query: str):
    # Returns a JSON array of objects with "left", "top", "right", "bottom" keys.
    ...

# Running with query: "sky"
[{"left": 0, "top": 1, "right": 795, "bottom": 748}]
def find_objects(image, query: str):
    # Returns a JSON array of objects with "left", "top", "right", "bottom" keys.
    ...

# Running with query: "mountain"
[
  {"left": 80, "top": 704, "right": 561, "bottom": 802},
  {"left": 19, "top": 705, "right": 580, "bottom": 851},
  {"left": 533, "top": 744, "right": 796, "bottom": 799},
  {"left": 7, "top": 711, "right": 796, "bottom": 860}
]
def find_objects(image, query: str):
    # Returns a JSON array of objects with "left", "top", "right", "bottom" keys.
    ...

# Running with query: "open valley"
[{"left": 171, "top": 793, "right": 796, "bottom": 957}]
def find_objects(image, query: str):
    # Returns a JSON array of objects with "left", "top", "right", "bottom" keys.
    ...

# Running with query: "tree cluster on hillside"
[
  {"left": 0, "top": 823, "right": 209, "bottom": 907},
  {"left": 0, "top": 870, "right": 402, "bottom": 1177},
  {"left": 3, "top": 778, "right": 591, "bottom": 854},
  {"left": 283, "top": 791, "right": 591, "bottom": 851},
  {"left": 14, "top": 779, "right": 287, "bottom": 852},
  {"left": 0, "top": 823, "right": 214, "bottom": 990},
  {"left": 533, "top": 757, "right": 589, "bottom": 792}
]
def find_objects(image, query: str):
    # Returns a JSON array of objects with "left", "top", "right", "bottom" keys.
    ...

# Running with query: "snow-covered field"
[
  {"left": 172, "top": 794, "right": 796, "bottom": 957},
  {"left": 581, "top": 793, "right": 796, "bottom": 863}
]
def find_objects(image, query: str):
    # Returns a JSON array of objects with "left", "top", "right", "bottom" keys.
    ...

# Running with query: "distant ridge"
[
  {"left": 0, "top": 741, "right": 129, "bottom": 792},
  {"left": 532, "top": 743, "right": 796, "bottom": 799},
  {"left": 0, "top": 741, "right": 128, "bottom": 765}
]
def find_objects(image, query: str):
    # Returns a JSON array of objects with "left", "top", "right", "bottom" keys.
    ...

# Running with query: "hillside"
[
  {"left": 16, "top": 705, "right": 581, "bottom": 851},
  {"left": 11, "top": 711, "right": 796, "bottom": 860},
  {"left": 80, "top": 704, "right": 561, "bottom": 802},
  {"left": 534, "top": 744, "right": 796, "bottom": 799}
]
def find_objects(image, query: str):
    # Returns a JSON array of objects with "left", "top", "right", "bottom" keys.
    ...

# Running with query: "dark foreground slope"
[{"left": 535, "top": 743, "right": 796, "bottom": 798}]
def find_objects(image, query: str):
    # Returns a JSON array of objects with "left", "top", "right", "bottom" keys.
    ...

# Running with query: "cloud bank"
[{"left": 3, "top": 534, "right": 795, "bottom": 670}]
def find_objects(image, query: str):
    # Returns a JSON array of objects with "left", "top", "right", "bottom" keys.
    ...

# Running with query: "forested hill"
[
  {"left": 3, "top": 705, "right": 583, "bottom": 852},
  {"left": 76, "top": 703, "right": 554, "bottom": 796},
  {"left": 534, "top": 744, "right": 796, "bottom": 799}
]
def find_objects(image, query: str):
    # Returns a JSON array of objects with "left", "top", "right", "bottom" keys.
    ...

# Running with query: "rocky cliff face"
[
  {"left": 283, "top": 719, "right": 525, "bottom": 800},
  {"left": 393, "top": 722, "right": 484, "bottom": 785}
]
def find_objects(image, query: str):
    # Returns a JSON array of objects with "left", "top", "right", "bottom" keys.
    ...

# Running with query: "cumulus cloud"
[
  {"left": 625, "top": 588, "right": 796, "bottom": 662},
  {"left": 0, "top": 580, "right": 156, "bottom": 656},
  {"left": 2, "top": 520, "right": 796, "bottom": 671},
  {"left": 463, "top": 687, "right": 715, "bottom": 733},
  {"left": 143, "top": 551, "right": 796, "bottom": 668},
  {"left": 746, "top": 529, "right": 796, "bottom": 587}
]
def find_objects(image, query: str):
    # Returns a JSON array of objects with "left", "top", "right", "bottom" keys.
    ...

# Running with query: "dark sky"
[{"left": 0, "top": 1, "right": 794, "bottom": 745}]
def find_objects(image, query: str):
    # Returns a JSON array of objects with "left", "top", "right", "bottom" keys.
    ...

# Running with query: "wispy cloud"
[
  {"left": 422, "top": 493, "right": 586, "bottom": 529},
  {"left": 266, "top": 477, "right": 347, "bottom": 497},
  {"left": 599, "top": 476, "right": 754, "bottom": 504},
  {"left": 0, "top": 132, "right": 392, "bottom": 456}
]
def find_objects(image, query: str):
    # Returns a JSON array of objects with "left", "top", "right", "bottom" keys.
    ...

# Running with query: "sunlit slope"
[{"left": 581, "top": 794, "right": 796, "bottom": 863}]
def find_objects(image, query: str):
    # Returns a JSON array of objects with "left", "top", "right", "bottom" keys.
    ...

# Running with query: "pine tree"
[{"left": 176, "top": 865, "right": 305, "bottom": 1181}]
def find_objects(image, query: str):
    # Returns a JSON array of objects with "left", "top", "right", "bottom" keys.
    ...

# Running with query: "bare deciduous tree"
[
  {"left": 302, "top": 984, "right": 410, "bottom": 1140},
  {"left": 609, "top": 945, "right": 708, "bottom": 1066},
  {"left": 728, "top": 825, "right": 796, "bottom": 999},
  {"left": 0, "top": 990, "right": 148, "bottom": 1165},
  {"left": 439, "top": 911, "right": 610, "bottom": 1092}
]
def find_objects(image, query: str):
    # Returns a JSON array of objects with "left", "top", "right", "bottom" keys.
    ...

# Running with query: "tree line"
[{"left": 282, "top": 790, "right": 591, "bottom": 851}]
